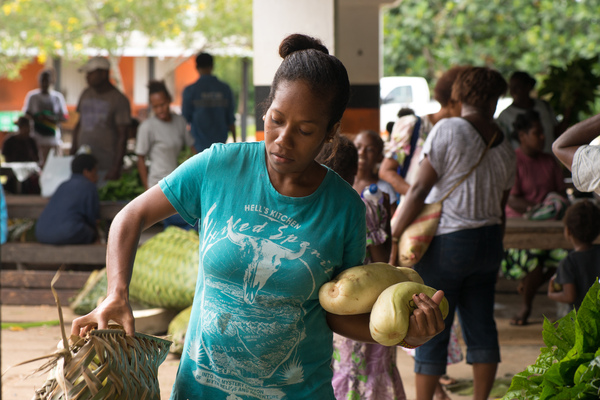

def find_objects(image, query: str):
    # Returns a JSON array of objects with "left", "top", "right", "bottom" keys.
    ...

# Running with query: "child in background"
[
  {"left": 317, "top": 135, "right": 405, "bottom": 400},
  {"left": 135, "top": 80, "right": 196, "bottom": 230},
  {"left": 549, "top": 200, "right": 600, "bottom": 310},
  {"left": 353, "top": 129, "right": 398, "bottom": 216},
  {"left": 35, "top": 153, "right": 100, "bottom": 245},
  {"left": 501, "top": 109, "right": 568, "bottom": 326}
]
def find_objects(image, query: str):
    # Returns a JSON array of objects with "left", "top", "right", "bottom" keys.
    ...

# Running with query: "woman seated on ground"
[{"left": 501, "top": 110, "right": 569, "bottom": 326}]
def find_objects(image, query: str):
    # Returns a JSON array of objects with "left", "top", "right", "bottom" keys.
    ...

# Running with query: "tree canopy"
[
  {"left": 0, "top": 0, "right": 252, "bottom": 80},
  {"left": 383, "top": 0, "right": 600, "bottom": 82}
]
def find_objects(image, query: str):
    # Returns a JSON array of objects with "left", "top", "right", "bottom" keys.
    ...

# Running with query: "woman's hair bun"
[{"left": 279, "top": 33, "right": 329, "bottom": 58}]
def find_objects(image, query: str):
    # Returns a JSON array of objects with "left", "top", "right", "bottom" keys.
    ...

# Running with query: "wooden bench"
[
  {"left": 5, "top": 194, "right": 126, "bottom": 220},
  {"left": 504, "top": 218, "right": 600, "bottom": 249},
  {"left": 1, "top": 269, "right": 92, "bottom": 305},
  {"left": 1, "top": 195, "right": 125, "bottom": 270},
  {"left": 1, "top": 242, "right": 107, "bottom": 265}
]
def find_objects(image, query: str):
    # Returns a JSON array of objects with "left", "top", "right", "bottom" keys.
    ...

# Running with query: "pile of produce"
[
  {"left": 129, "top": 226, "right": 199, "bottom": 310},
  {"left": 502, "top": 280, "right": 600, "bottom": 399},
  {"left": 319, "top": 262, "right": 449, "bottom": 346},
  {"left": 71, "top": 226, "right": 199, "bottom": 314},
  {"left": 167, "top": 306, "right": 192, "bottom": 356},
  {"left": 98, "top": 169, "right": 145, "bottom": 201}
]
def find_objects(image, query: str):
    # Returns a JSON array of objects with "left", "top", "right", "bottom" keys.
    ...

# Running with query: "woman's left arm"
[
  {"left": 389, "top": 157, "right": 438, "bottom": 264},
  {"left": 326, "top": 290, "right": 446, "bottom": 346}
]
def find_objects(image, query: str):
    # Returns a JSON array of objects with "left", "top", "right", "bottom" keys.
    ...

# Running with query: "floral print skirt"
[{"left": 332, "top": 334, "right": 406, "bottom": 400}]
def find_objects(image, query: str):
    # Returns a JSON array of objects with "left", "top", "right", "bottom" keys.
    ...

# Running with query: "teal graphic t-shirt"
[{"left": 160, "top": 141, "right": 366, "bottom": 399}]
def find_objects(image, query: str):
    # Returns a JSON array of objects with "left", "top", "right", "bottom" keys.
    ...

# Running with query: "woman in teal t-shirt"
[{"left": 71, "top": 33, "right": 446, "bottom": 400}]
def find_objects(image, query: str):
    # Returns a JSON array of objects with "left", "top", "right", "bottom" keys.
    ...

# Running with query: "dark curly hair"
[
  {"left": 510, "top": 71, "right": 537, "bottom": 91},
  {"left": 148, "top": 80, "right": 172, "bottom": 102},
  {"left": 263, "top": 33, "right": 350, "bottom": 132},
  {"left": 512, "top": 110, "right": 540, "bottom": 143},
  {"left": 434, "top": 65, "right": 470, "bottom": 107},
  {"left": 564, "top": 200, "right": 600, "bottom": 244},
  {"left": 452, "top": 67, "right": 507, "bottom": 108},
  {"left": 71, "top": 153, "right": 98, "bottom": 174},
  {"left": 316, "top": 135, "right": 357, "bottom": 185}
]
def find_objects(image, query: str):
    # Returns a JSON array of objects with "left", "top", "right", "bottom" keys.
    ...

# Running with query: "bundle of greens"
[
  {"left": 98, "top": 169, "right": 145, "bottom": 201},
  {"left": 502, "top": 280, "right": 600, "bottom": 399}
]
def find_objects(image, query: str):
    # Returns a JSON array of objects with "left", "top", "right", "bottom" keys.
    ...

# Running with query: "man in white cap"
[{"left": 71, "top": 56, "right": 131, "bottom": 187}]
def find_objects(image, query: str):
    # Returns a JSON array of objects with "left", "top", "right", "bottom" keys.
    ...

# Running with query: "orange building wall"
[
  {"left": 173, "top": 57, "right": 198, "bottom": 107},
  {"left": 0, "top": 60, "right": 46, "bottom": 111},
  {"left": 3, "top": 56, "right": 203, "bottom": 121}
]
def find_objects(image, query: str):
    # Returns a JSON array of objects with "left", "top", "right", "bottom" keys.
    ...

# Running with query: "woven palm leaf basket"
[
  {"left": 32, "top": 325, "right": 172, "bottom": 400},
  {"left": 6, "top": 271, "right": 173, "bottom": 400}
]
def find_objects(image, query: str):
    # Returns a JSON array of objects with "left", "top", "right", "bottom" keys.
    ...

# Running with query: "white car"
[
  {"left": 380, "top": 76, "right": 513, "bottom": 133},
  {"left": 380, "top": 76, "right": 440, "bottom": 133}
]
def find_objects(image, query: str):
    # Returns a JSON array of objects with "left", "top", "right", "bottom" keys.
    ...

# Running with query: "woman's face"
[
  {"left": 519, "top": 120, "right": 545, "bottom": 154},
  {"left": 150, "top": 92, "right": 172, "bottom": 122},
  {"left": 264, "top": 80, "right": 336, "bottom": 178},
  {"left": 509, "top": 77, "right": 532, "bottom": 102},
  {"left": 354, "top": 133, "right": 382, "bottom": 173}
]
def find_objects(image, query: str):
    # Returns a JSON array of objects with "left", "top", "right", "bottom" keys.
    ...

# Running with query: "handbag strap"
[
  {"left": 439, "top": 130, "right": 498, "bottom": 202},
  {"left": 398, "top": 116, "right": 421, "bottom": 178}
]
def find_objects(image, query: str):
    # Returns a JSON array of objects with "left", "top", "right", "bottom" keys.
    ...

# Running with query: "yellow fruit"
[
  {"left": 319, "top": 263, "right": 424, "bottom": 315},
  {"left": 369, "top": 281, "right": 449, "bottom": 346}
]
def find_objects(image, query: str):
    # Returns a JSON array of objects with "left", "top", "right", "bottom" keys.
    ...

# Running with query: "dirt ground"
[{"left": 1, "top": 282, "right": 558, "bottom": 400}]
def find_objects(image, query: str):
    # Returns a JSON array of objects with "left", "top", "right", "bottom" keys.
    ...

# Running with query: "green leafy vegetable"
[
  {"left": 98, "top": 169, "right": 145, "bottom": 201},
  {"left": 502, "top": 280, "right": 600, "bottom": 399}
]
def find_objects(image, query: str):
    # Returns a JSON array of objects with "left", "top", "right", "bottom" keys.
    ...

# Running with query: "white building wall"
[
  {"left": 253, "top": 0, "right": 335, "bottom": 87},
  {"left": 59, "top": 60, "right": 87, "bottom": 106}
]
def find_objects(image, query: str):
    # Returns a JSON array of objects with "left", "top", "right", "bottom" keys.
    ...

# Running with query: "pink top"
[{"left": 506, "top": 148, "right": 566, "bottom": 218}]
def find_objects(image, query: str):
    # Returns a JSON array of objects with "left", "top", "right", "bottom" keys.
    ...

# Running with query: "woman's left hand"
[{"left": 402, "top": 290, "right": 446, "bottom": 347}]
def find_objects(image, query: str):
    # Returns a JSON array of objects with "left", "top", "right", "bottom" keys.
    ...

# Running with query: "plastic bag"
[{"left": 39, "top": 149, "right": 73, "bottom": 197}]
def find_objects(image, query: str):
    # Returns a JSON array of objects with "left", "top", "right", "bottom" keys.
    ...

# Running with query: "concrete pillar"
[{"left": 253, "top": 0, "right": 398, "bottom": 140}]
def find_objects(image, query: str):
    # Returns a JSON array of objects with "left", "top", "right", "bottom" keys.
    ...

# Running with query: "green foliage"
[
  {"left": 502, "top": 280, "right": 600, "bottom": 399},
  {"left": 0, "top": 0, "right": 252, "bottom": 80},
  {"left": 98, "top": 168, "right": 144, "bottom": 201},
  {"left": 538, "top": 57, "right": 600, "bottom": 126},
  {"left": 213, "top": 56, "right": 255, "bottom": 117},
  {"left": 383, "top": 1, "right": 600, "bottom": 94}
]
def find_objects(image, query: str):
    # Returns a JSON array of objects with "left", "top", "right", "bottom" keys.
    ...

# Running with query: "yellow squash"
[
  {"left": 319, "top": 263, "right": 424, "bottom": 315},
  {"left": 369, "top": 281, "right": 449, "bottom": 346}
]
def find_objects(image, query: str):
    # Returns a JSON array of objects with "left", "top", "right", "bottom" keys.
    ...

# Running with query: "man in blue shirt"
[
  {"left": 182, "top": 53, "right": 236, "bottom": 152},
  {"left": 35, "top": 154, "right": 100, "bottom": 245}
]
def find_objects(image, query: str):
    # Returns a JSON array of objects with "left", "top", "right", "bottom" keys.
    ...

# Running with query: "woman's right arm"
[
  {"left": 552, "top": 112, "right": 600, "bottom": 170},
  {"left": 389, "top": 158, "right": 438, "bottom": 264},
  {"left": 506, "top": 194, "right": 534, "bottom": 215},
  {"left": 71, "top": 185, "right": 178, "bottom": 336}
]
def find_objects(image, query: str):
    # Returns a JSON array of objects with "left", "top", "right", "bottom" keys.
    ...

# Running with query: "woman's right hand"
[{"left": 71, "top": 292, "right": 135, "bottom": 337}]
